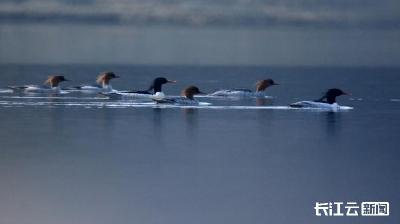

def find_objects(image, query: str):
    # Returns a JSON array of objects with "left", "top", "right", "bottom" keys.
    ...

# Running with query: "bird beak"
[
  {"left": 64, "top": 79, "right": 70, "bottom": 81},
  {"left": 168, "top": 80, "right": 177, "bottom": 83},
  {"left": 198, "top": 91, "right": 206, "bottom": 95},
  {"left": 273, "top": 83, "right": 279, "bottom": 85},
  {"left": 343, "top": 92, "right": 351, "bottom": 95},
  {"left": 114, "top": 76, "right": 120, "bottom": 78}
]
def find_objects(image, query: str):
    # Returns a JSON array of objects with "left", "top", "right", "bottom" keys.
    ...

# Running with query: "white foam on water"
[
  {"left": 390, "top": 99, "right": 400, "bottom": 102},
  {"left": 196, "top": 94, "right": 273, "bottom": 100},
  {"left": 289, "top": 101, "right": 353, "bottom": 112},
  {"left": 0, "top": 100, "right": 353, "bottom": 112},
  {"left": 151, "top": 105, "right": 352, "bottom": 111},
  {"left": 0, "top": 89, "right": 13, "bottom": 94},
  {"left": 349, "top": 98, "right": 363, "bottom": 101},
  {"left": 0, "top": 96, "right": 108, "bottom": 100},
  {"left": 198, "top": 102, "right": 212, "bottom": 106}
]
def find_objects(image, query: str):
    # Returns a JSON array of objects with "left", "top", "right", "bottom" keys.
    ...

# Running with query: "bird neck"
[
  {"left": 153, "top": 84, "right": 162, "bottom": 93},
  {"left": 185, "top": 94, "right": 194, "bottom": 100},
  {"left": 49, "top": 81, "right": 59, "bottom": 88},
  {"left": 326, "top": 95, "right": 337, "bottom": 104},
  {"left": 101, "top": 79, "right": 111, "bottom": 86}
]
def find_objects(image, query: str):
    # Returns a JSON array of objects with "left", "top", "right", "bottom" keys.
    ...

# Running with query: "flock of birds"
[{"left": 5, "top": 71, "right": 351, "bottom": 110}]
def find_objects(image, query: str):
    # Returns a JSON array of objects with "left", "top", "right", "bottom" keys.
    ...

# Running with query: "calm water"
[{"left": 0, "top": 65, "right": 399, "bottom": 224}]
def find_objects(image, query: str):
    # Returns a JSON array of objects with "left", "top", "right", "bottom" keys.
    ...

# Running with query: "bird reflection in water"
[
  {"left": 182, "top": 108, "right": 199, "bottom": 142},
  {"left": 255, "top": 97, "right": 273, "bottom": 106}
]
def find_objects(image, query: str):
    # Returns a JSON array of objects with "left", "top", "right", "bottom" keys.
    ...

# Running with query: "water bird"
[
  {"left": 8, "top": 75, "right": 69, "bottom": 93},
  {"left": 154, "top": 86, "right": 206, "bottom": 105},
  {"left": 68, "top": 71, "right": 119, "bottom": 93},
  {"left": 290, "top": 88, "right": 350, "bottom": 111},
  {"left": 104, "top": 77, "right": 176, "bottom": 99},
  {"left": 209, "top": 79, "right": 278, "bottom": 98}
]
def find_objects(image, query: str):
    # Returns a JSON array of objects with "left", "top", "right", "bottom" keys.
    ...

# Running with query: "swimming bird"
[
  {"left": 104, "top": 77, "right": 176, "bottom": 99},
  {"left": 132, "top": 77, "right": 177, "bottom": 94},
  {"left": 8, "top": 75, "right": 69, "bottom": 93},
  {"left": 67, "top": 71, "right": 119, "bottom": 93},
  {"left": 209, "top": 79, "right": 279, "bottom": 98},
  {"left": 154, "top": 86, "right": 206, "bottom": 105},
  {"left": 290, "top": 88, "right": 350, "bottom": 110}
]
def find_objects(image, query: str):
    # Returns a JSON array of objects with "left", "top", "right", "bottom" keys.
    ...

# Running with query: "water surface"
[{"left": 0, "top": 65, "right": 399, "bottom": 224}]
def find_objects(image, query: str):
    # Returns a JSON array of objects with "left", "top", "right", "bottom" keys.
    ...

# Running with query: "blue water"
[{"left": 0, "top": 64, "right": 399, "bottom": 224}]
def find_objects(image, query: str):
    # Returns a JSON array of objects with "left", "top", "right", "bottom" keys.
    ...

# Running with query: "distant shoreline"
[{"left": 0, "top": 63, "right": 399, "bottom": 70}]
